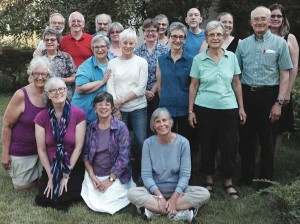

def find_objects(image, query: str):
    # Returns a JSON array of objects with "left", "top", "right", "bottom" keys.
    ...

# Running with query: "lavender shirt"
[
  {"left": 10, "top": 88, "right": 45, "bottom": 156},
  {"left": 92, "top": 128, "right": 111, "bottom": 176},
  {"left": 82, "top": 116, "right": 132, "bottom": 184}
]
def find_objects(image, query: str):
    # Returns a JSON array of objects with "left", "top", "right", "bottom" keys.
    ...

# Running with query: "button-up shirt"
[
  {"left": 158, "top": 50, "right": 193, "bottom": 116},
  {"left": 82, "top": 116, "right": 132, "bottom": 184},
  {"left": 235, "top": 30, "right": 292, "bottom": 86},
  {"left": 134, "top": 42, "right": 168, "bottom": 90}
]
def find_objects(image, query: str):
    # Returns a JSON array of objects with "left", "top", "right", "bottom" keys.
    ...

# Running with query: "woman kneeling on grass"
[
  {"left": 35, "top": 77, "right": 87, "bottom": 211},
  {"left": 81, "top": 92, "right": 136, "bottom": 214},
  {"left": 1, "top": 57, "right": 50, "bottom": 190},
  {"left": 127, "top": 108, "right": 210, "bottom": 222}
]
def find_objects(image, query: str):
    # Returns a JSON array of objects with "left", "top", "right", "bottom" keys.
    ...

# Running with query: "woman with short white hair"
[{"left": 106, "top": 28, "right": 148, "bottom": 180}]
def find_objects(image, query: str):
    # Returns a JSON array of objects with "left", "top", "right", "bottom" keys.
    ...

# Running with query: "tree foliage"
[{"left": 0, "top": 0, "right": 216, "bottom": 44}]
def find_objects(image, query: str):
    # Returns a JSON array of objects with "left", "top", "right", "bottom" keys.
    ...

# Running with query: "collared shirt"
[
  {"left": 134, "top": 42, "right": 168, "bottom": 90},
  {"left": 42, "top": 50, "right": 77, "bottom": 99},
  {"left": 59, "top": 32, "right": 93, "bottom": 67},
  {"left": 158, "top": 50, "right": 193, "bottom": 117},
  {"left": 72, "top": 55, "right": 107, "bottom": 124},
  {"left": 190, "top": 49, "right": 241, "bottom": 109},
  {"left": 82, "top": 116, "right": 132, "bottom": 184},
  {"left": 235, "top": 30, "right": 293, "bottom": 86},
  {"left": 184, "top": 29, "right": 205, "bottom": 57}
]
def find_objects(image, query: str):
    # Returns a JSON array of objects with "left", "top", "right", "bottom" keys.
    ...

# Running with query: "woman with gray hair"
[
  {"left": 127, "top": 107, "right": 210, "bottom": 222},
  {"left": 189, "top": 21, "right": 246, "bottom": 198},
  {"left": 157, "top": 22, "right": 195, "bottom": 151},
  {"left": 108, "top": 22, "right": 124, "bottom": 59},
  {"left": 34, "top": 77, "right": 86, "bottom": 210},
  {"left": 106, "top": 28, "right": 148, "bottom": 181},
  {"left": 72, "top": 34, "right": 112, "bottom": 124},
  {"left": 39, "top": 28, "right": 77, "bottom": 100},
  {"left": 1, "top": 57, "right": 50, "bottom": 190}
]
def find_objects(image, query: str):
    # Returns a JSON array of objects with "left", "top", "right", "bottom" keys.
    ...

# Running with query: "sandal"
[
  {"left": 224, "top": 185, "right": 239, "bottom": 199},
  {"left": 203, "top": 183, "right": 214, "bottom": 194}
]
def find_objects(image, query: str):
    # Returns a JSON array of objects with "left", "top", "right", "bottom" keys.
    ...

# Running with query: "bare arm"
[
  {"left": 231, "top": 75, "right": 247, "bottom": 124},
  {"left": 77, "top": 69, "right": 112, "bottom": 94},
  {"left": 1, "top": 90, "right": 25, "bottom": 170},
  {"left": 35, "top": 124, "right": 52, "bottom": 178},
  {"left": 269, "top": 70, "right": 289, "bottom": 123},
  {"left": 156, "top": 63, "right": 162, "bottom": 97},
  {"left": 188, "top": 78, "right": 199, "bottom": 128},
  {"left": 286, "top": 34, "right": 299, "bottom": 100},
  {"left": 61, "top": 73, "right": 75, "bottom": 84}
]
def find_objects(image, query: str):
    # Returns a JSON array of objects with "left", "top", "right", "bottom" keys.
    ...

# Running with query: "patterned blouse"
[
  {"left": 134, "top": 42, "right": 168, "bottom": 90},
  {"left": 42, "top": 50, "right": 77, "bottom": 99}
]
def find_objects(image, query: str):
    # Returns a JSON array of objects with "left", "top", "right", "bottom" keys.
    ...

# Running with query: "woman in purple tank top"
[{"left": 1, "top": 57, "right": 51, "bottom": 190}]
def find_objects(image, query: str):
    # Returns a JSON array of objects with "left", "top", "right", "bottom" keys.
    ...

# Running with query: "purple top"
[
  {"left": 82, "top": 116, "right": 132, "bottom": 184},
  {"left": 93, "top": 128, "right": 111, "bottom": 176},
  {"left": 10, "top": 88, "right": 45, "bottom": 156},
  {"left": 34, "top": 105, "right": 86, "bottom": 162}
]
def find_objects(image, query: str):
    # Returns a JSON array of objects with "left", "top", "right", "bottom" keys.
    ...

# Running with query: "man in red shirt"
[{"left": 59, "top": 11, "right": 93, "bottom": 67}]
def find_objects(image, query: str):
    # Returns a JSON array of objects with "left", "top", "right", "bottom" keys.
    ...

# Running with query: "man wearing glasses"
[
  {"left": 236, "top": 6, "right": 292, "bottom": 190},
  {"left": 184, "top": 8, "right": 205, "bottom": 57},
  {"left": 94, "top": 13, "right": 112, "bottom": 36},
  {"left": 34, "top": 13, "right": 65, "bottom": 56},
  {"left": 59, "top": 11, "right": 93, "bottom": 67}
]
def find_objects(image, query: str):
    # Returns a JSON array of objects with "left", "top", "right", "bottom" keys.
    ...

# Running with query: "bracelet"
[
  {"left": 188, "top": 110, "right": 194, "bottom": 114},
  {"left": 63, "top": 173, "right": 70, "bottom": 179}
]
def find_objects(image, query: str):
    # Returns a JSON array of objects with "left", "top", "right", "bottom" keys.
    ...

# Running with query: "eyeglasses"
[
  {"left": 98, "top": 22, "right": 108, "bottom": 26},
  {"left": 207, "top": 33, "right": 224, "bottom": 38},
  {"left": 48, "top": 87, "right": 66, "bottom": 94},
  {"left": 110, "top": 30, "right": 121, "bottom": 35},
  {"left": 31, "top": 72, "right": 49, "bottom": 78},
  {"left": 44, "top": 38, "right": 57, "bottom": 42},
  {"left": 251, "top": 17, "right": 268, "bottom": 22},
  {"left": 271, "top": 14, "right": 283, "bottom": 19},
  {"left": 170, "top": 35, "right": 186, "bottom": 40},
  {"left": 144, "top": 29, "right": 158, "bottom": 34},
  {"left": 95, "top": 102, "right": 111, "bottom": 108},
  {"left": 93, "top": 45, "right": 107, "bottom": 50},
  {"left": 51, "top": 21, "right": 64, "bottom": 25},
  {"left": 71, "top": 19, "right": 83, "bottom": 24},
  {"left": 158, "top": 23, "right": 167, "bottom": 27}
]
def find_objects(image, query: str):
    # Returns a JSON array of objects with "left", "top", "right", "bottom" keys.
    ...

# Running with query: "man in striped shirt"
[{"left": 235, "top": 6, "right": 293, "bottom": 190}]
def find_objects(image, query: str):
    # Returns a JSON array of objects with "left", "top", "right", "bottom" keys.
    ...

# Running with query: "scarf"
[{"left": 49, "top": 101, "right": 71, "bottom": 201}]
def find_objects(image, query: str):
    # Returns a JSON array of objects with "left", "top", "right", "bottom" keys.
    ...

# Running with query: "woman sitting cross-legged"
[
  {"left": 81, "top": 92, "right": 136, "bottom": 214},
  {"left": 34, "top": 77, "right": 87, "bottom": 211},
  {"left": 127, "top": 108, "right": 210, "bottom": 222}
]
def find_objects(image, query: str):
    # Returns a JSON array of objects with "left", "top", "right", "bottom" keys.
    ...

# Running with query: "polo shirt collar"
[
  {"left": 254, "top": 29, "right": 271, "bottom": 41},
  {"left": 200, "top": 48, "right": 228, "bottom": 61}
]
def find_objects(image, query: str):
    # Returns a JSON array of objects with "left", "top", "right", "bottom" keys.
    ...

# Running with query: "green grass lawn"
[{"left": 0, "top": 93, "right": 300, "bottom": 224}]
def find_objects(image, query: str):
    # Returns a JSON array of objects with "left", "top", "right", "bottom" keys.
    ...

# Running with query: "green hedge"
[{"left": 0, "top": 47, "right": 33, "bottom": 93}]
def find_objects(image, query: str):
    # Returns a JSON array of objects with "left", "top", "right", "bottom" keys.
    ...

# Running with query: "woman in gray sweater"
[{"left": 127, "top": 108, "right": 209, "bottom": 222}]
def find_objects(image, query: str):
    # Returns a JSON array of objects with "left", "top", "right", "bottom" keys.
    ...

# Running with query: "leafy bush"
[
  {"left": 292, "top": 70, "right": 300, "bottom": 140},
  {"left": 259, "top": 178, "right": 300, "bottom": 224},
  {"left": 0, "top": 47, "right": 33, "bottom": 93}
]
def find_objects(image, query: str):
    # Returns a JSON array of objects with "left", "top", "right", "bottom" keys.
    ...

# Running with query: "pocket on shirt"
[{"left": 262, "top": 53, "right": 277, "bottom": 67}]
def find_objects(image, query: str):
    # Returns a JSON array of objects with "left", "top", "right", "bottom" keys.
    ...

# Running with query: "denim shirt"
[
  {"left": 135, "top": 42, "right": 168, "bottom": 90},
  {"left": 82, "top": 116, "right": 132, "bottom": 183},
  {"left": 158, "top": 50, "right": 193, "bottom": 116}
]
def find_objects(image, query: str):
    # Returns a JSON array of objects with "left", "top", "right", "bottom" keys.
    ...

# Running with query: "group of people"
[{"left": 1, "top": 2, "right": 299, "bottom": 222}]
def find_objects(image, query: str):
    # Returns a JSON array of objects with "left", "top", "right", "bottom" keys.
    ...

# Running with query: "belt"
[{"left": 242, "top": 84, "right": 278, "bottom": 92}]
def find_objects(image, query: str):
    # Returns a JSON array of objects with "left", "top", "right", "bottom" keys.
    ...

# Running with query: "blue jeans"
[{"left": 121, "top": 107, "right": 147, "bottom": 152}]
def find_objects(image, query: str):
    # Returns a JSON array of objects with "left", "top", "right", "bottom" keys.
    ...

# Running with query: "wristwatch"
[
  {"left": 276, "top": 99, "right": 284, "bottom": 106},
  {"left": 108, "top": 175, "right": 115, "bottom": 182}
]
